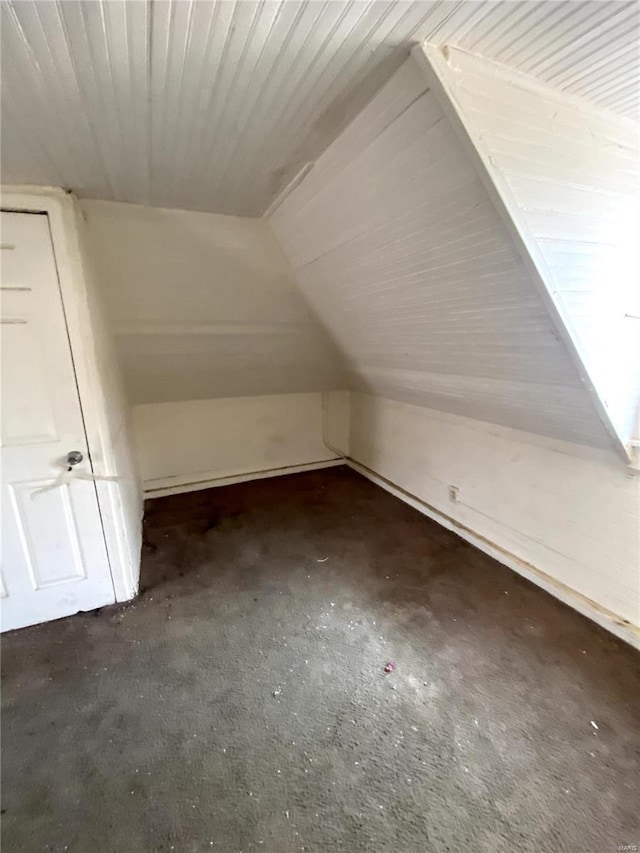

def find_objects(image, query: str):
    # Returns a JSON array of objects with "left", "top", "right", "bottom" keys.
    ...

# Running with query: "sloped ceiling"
[
  {"left": 422, "top": 45, "right": 639, "bottom": 450},
  {"left": 268, "top": 56, "right": 618, "bottom": 452},
  {"left": 81, "top": 200, "right": 345, "bottom": 404},
  {"left": 2, "top": 0, "right": 639, "bottom": 217}
]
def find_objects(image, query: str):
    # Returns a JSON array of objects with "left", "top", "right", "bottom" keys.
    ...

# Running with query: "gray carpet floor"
[{"left": 2, "top": 467, "right": 638, "bottom": 853}]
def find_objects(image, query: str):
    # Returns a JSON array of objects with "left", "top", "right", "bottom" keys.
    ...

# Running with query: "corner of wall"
[
  {"left": 347, "top": 391, "right": 640, "bottom": 647},
  {"left": 70, "top": 196, "right": 144, "bottom": 601},
  {"left": 322, "top": 390, "right": 351, "bottom": 458}
]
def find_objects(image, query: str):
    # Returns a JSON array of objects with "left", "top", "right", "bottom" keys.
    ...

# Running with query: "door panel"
[
  {"left": 1, "top": 319, "right": 58, "bottom": 445},
  {"left": 7, "top": 480, "right": 87, "bottom": 588},
  {"left": 1, "top": 211, "right": 115, "bottom": 631}
]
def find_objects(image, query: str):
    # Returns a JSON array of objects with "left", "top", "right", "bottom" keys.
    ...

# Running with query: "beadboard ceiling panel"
[
  {"left": 2, "top": 0, "right": 638, "bottom": 216},
  {"left": 423, "top": 45, "right": 639, "bottom": 448},
  {"left": 269, "top": 56, "right": 617, "bottom": 451}
]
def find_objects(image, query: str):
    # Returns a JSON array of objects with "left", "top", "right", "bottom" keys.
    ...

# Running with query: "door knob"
[{"left": 66, "top": 450, "right": 83, "bottom": 468}]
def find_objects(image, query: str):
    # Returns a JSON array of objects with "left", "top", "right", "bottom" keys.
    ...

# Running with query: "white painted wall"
[
  {"left": 81, "top": 200, "right": 344, "bottom": 404},
  {"left": 134, "top": 392, "right": 346, "bottom": 498},
  {"left": 79, "top": 200, "right": 348, "bottom": 501},
  {"left": 423, "top": 45, "right": 640, "bottom": 449},
  {"left": 72, "top": 200, "right": 143, "bottom": 599},
  {"left": 349, "top": 393, "right": 640, "bottom": 644},
  {"left": 268, "top": 57, "right": 614, "bottom": 452}
]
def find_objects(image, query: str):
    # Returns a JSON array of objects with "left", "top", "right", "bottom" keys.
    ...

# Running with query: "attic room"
[{"left": 1, "top": 1, "right": 639, "bottom": 851}]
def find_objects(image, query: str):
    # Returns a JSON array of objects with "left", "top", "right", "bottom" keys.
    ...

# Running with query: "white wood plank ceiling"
[
  {"left": 2, "top": 0, "right": 639, "bottom": 217},
  {"left": 269, "top": 56, "right": 617, "bottom": 451}
]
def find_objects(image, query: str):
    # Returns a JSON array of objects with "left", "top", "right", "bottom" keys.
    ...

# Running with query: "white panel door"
[{"left": 1, "top": 211, "right": 115, "bottom": 631}]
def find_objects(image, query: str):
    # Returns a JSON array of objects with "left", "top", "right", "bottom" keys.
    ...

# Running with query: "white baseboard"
[
  {"left": 144, "top": 458, "right": 344, "bottom": 499},
  {"left": 142, "top": 452, "right": 637, "bottom": 648},
  {"left": 348, "top": 460, "right": 640, "bottom": 650}
]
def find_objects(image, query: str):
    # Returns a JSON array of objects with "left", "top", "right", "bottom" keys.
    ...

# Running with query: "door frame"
[{"left": 1, "top": 187, "right": 140, "bottom": 602}]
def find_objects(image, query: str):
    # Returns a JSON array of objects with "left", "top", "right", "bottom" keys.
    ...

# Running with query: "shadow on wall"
[
  {"left": 264, "top": 44, "right": 413, "bottom": 214},
  {"left": 81, "top": 199, "right": 354, "bottom": 405}
]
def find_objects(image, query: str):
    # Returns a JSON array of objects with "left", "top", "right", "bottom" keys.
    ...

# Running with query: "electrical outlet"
[{"left": 448, "top": 485, "right": 459, "bottom": 503}]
